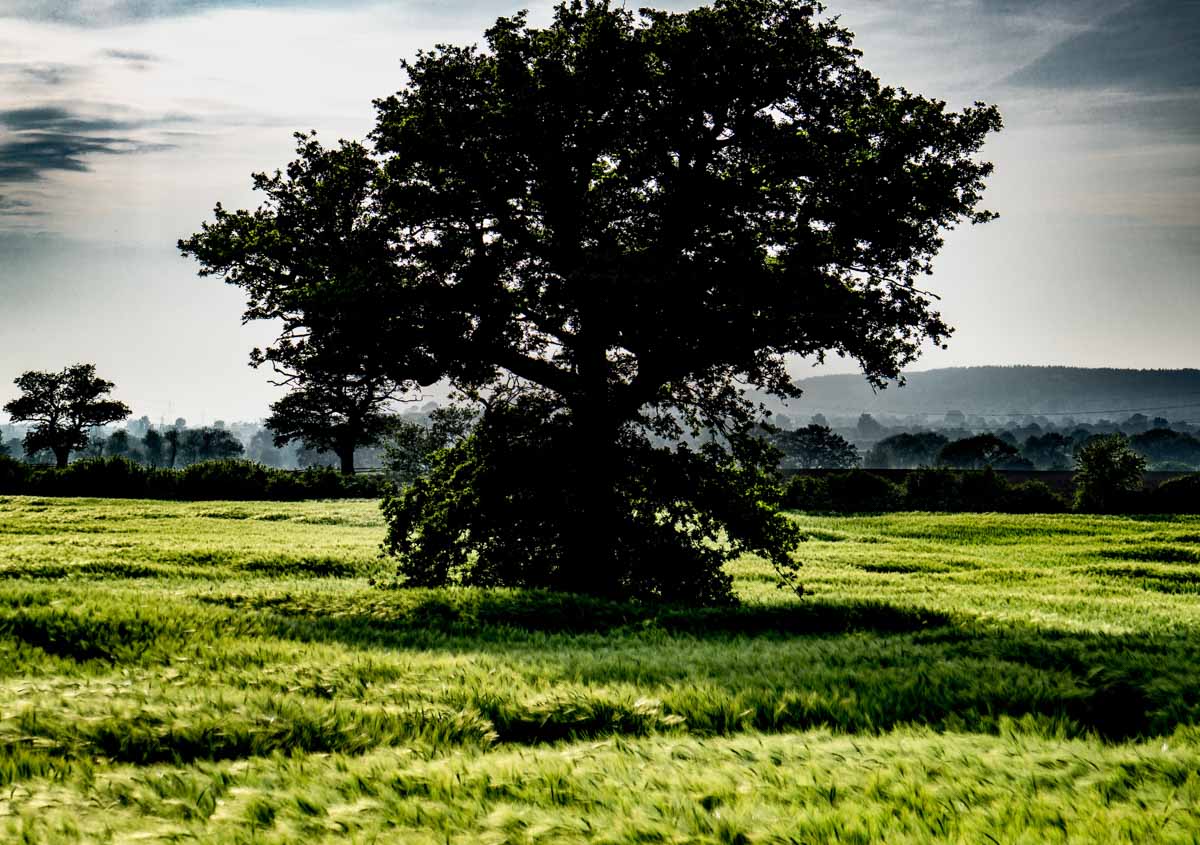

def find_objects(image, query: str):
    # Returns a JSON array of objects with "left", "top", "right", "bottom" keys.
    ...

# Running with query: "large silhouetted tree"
[
  {"left": 183, "top": 0, "right": 1001, "bottom": 603},
  {"left": 3, "top": 364, "right": 130, "bottom": 468}
]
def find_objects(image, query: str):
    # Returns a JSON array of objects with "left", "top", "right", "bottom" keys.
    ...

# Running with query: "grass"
[{"left": 0, "top": 494, "right": 1198, "bottom": 841}]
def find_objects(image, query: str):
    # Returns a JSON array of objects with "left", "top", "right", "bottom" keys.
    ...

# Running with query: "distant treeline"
[
  {"left": 769, "top": 414, "right": 1200, "bottom": 473},
  {"left": 0, "top": 411, "right": 421, "bottom": 471},
  {"left": 0, "top": 457, "right": 386, "bottom": 501},
  {"left": 789, "top": 366, "right": 1200, "bottom": 419},
  {"left": 783, "top": 468, "right": 1200, "bottom": 515}
]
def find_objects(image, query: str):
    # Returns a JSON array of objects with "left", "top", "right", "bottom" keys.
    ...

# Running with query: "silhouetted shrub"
[
  {"left": 825, "top": 471, "right": 903, "bottom": 512},
  {"left": 782, "top": 475, "right": 832, "bottom": 511},
  {"left": 1002, "top": 479, "right": 1067, "bottom": 513},
  {"left": 176, "top": 460, "right": 273, "bottom": 500},
  {"left": 1148, "top": 474, "right": 1200, "bottom": 514},
  {"left": 31, "top": 457, "right": 150, "bottom": 498},
  {"left": 959, "top": 467, "right": 1009, "bottom": 511},
  {"left": 903, "top": 469, "right": 962, "bottom": 511},
  {"left": 0, "top": 455, "right": 31, "bottom": 493},
  {"left": 0, "top": 458, "right": 388, "bottom": 501}
]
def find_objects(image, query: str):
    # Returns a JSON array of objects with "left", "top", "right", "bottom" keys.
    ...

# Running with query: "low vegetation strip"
[{"left": 0, "top": 496, "right": 1198, "bottom": 841}]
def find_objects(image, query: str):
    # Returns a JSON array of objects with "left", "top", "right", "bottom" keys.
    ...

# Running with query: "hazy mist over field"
[{"left": 1, "top": 0, "right": 1197, "bottom": 421}]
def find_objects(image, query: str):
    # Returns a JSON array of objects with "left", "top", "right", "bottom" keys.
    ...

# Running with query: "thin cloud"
[
  {"left": 8, "top": 62, "right": 79, "bottom": 86},
  {"left": 101, "top": 47, "right": 160, "bottom": 63},
  {"left": 1007, "top": 0, "right": 1200, "bottom": 92},
  {"left": 0, "top": 104, "right": 181, "bottom": 183},
  {"left": 0, "top": 0, "right": 522, "bottom": 25},
  {"left": 0, "top": 195, "right": 43, "bottom": 216}
]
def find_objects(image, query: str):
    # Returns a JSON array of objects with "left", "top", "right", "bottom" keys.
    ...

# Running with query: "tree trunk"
[
  {"left": 53, "top": 446, "right": 70, "bottom": 469},
  {"left": 564, "top": 342, "right": 621, "bottom": 596},
  {"left": 337, "top": 446, "right": 356, "bottom": 476}
]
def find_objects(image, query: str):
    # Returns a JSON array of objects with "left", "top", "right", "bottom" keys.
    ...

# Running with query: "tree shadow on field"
[{"left": 201, "top": 589, "right": 1200, "bottom": 743}]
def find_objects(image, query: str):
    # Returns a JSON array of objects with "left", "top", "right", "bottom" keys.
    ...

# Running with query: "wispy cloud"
[
  {"left": 1007, "top": 0, "right": 1200, "bottom": 92},
  {"left": 3, "top": 61, "right": 79, "bottom": 86},
  {"left": 0, "top": 104, "right": 181, "bottom": 182},
  {"left": 101, "top": 47, "right": 160, "bottom": 63},
  {"left": 0, "top": 195, "right": 42, "bottom": 216},
  {"left": 0, "top": 0, "right": 524, "bottom": 26}
]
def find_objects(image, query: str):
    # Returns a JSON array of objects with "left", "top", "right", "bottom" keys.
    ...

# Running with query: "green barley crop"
[{"left": 0, "top": 495, "right": 1197, "bottom": 842}]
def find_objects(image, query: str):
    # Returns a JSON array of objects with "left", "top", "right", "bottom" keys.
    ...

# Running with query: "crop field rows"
[{"left": 0, "top": 495, "right": 1198, "bottom": 842}]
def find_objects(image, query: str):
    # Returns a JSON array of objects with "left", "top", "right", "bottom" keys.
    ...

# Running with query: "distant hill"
[{"left": 783, "top": 366, "right": 1200, "bottom": 423}]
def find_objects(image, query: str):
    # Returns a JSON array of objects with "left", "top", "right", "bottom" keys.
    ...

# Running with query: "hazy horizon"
[{"left": 2, "top": 0, "right": 1197, "bottom": 422}]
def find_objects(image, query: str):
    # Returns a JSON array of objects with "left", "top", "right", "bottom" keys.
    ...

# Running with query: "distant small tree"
[
  {"left": 864, "top": 431, "right": 948, "bottom": 468},
  {"left": 142, "top": 428, "right": 164, "bottom": 468},
  {"left": 773, "top": 424, "right": 859, "bottom": 470},
  {"left": 1121, "top": 413, "right": 1151, "bottom": 435},
  {"left": 1074, "top": 434, "right": 1145, "bottom": 512},
  {"left": 3, "top": 364, "right": 130, "bottom": 468},
  {"left": 248, "top": 428, "right": 285, "bottom": 467},
  {"left": 265, "top": 377, "right": 403, "bottom": 475},
  {"left": 1021, "top": 432, "right": 1072, "bottom": 470},
  {"left": 107, "top": 430, "right": 132, "bottom": 459},
  {"left": 384, "top": 406, "right": 477, "bottom": 486},
  {"left": 856, "top": 414, "right": 886, "bottom": 440},
  {"left": 937, "top": 434, "right": 1028, "bottom": 470},
  {"left": 163, "top": 428, "right": 181, "bottom": 468},
  {"left": 178, "top": 427, "right": 245, "bottom": 466}
]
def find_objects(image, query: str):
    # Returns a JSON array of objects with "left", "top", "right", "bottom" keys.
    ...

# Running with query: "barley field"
[{"left": 0, "top": 495, "right": 1198, "bottom": 842}]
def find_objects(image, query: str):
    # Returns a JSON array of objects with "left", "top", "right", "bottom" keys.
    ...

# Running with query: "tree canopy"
[
  {"left": 183, "top": 0, "right": 1001, "bottom": 603},
  {"left": 3, "top": 364, "right": 130, "bottom": 468},
  {"left": 936, "top": 434, "right": 1028, "bottom": 471},
  {"left": 773, "top": 424, "right": 859, "bottom": 470},
  {"left": 865, "top": 432, "right": 949, "bottom": 469}
]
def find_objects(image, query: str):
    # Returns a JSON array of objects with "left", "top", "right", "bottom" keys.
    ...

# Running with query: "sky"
[{"left": 0, "top": 0, "right": 1197, "bottom": 423}]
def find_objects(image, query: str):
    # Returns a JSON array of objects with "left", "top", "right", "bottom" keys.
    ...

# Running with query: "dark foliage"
[
  {"left": 937, "top": 434, "right": 1031, "bottom": 470},
  {"left": 1021, "top": 432, "right": 1073, "bottom": 470},
  {"left": 1129, "top": 428, "right": 1200, "bottom": 469},
  {"left": 865, "top": 432, "right": 949, "bottom": 469},
  {"left": 0, "top": 457, "right": 388, "bottom": 501},
  {"left": 384, "top": 406, "right": 477, "bottom": 487},
  {"left": 785, "top": 468, "right": 1069, "bottom": 514},
  {"left": 384, "top": 401, "right": 801, "bottom": 603},
  {"left": 782, "top": 475, "right": 833, "bottom": 511},
  {"left": 1147, "top": 473, "right": 1200, "bottom": 514},
  {"left": 1074, "top": 434, "right": 1146, "bottom": 513},
  {"left": 1001, "top": 479, "right": 1067, "bottom": 513},
  {"left": 0, "top": 455, "right": 32, "bottom": 491},
  {"left": 902, "top": 468, "right": 962, "bottom": 510}
]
